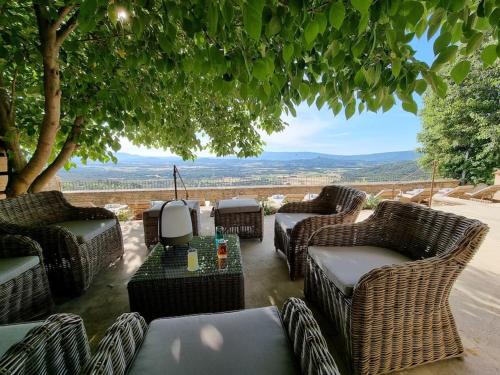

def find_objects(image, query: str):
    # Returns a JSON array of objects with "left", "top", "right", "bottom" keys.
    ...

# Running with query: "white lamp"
[{"left": 159, "top": 200, "right": 193, "bottom": 248}]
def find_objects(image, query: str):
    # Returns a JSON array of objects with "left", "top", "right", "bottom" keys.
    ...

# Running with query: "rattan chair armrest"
[
  {"left": 282, "top": 298, "right": 340, "bottom": 375},
  {"left": 353, "top": 256, "right": 454, "bottom": 299},
  {"left": 278, "top": 200, "right": 333, "bottom": 214},
  {"left": 0, "top": 234, "right": 43, "bottom": 258},
  {"left": 0, "top": 313, "right": 90, "bottom": 374},
  {"left": 81, "top": 313, "right": 148, "bottom": 375},
  {"left": 307, "top": 219, "right": 382, "bottom": 247},
  {"left": 70, "top": 206, "right": 116, "bottom": 220}
]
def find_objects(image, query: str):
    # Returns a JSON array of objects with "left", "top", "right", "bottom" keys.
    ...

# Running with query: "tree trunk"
[
  {"left": 30, "top": 116, "right": 84, "bottom": 192},
  {"left": 8, "top": 4, "right": 63, "bottom": 196}
]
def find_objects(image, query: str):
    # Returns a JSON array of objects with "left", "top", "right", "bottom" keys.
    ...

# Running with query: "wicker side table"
[
  {"left": 128, "top": 235, "right": 244, "bottom": 321},
  {"left": 143, "top": 200, "right": 200, "bottom": 248},
  {"left": 213, "top": 199, "right": 263, "bottom": 241}
]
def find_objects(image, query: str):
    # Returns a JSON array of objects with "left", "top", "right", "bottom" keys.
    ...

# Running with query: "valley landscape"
[{"left": 59, "top": 150, "right": 430, "bottom": 191}]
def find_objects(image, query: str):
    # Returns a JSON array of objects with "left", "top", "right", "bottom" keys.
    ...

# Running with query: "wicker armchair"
[
  {"left": 0, "top": 313, "right": 90, "bottom": 374},
  {"left": 305, "top": 201, "right": 489, "bottom": 375},
  {"left": 83, "top": 298, "right": 339, "bottom": 375},
  {"left": 0, "top": 191, "right": 124, "bottom": 296},
  {"left": 0, "top": 235, "right": 53, "bottom": 324},
  {"left": 275, "top": 185, "right": 366, "bottom": 279}
]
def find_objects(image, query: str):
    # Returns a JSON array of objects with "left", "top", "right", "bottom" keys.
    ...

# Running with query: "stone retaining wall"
[{"left": 63, "top": 179, "right": 458, "bottom": 219}]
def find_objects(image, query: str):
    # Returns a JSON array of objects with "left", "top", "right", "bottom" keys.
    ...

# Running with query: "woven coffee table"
[{"left": 128, "top": 235, "right": 244, "bottom": 321}]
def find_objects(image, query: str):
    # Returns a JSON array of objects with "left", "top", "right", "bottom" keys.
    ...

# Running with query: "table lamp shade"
[{"left": 159, "top": 200, "right": 193, "bottom": 246}]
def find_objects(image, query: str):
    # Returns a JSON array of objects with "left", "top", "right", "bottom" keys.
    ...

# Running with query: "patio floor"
[{"left": 56, "top": 203, "right": 500, "bottom": 374}]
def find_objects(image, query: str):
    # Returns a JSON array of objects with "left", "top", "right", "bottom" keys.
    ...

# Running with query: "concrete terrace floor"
[{"left": 56, "top": 203, "right": 500, "bottom": 375}]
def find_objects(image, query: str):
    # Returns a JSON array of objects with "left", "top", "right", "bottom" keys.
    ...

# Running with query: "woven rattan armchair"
[
  {"left": 0, "top": 235, "right": 53, "bottom": 324},
  {"left": 305, "top": 201, "right": 489, "bottom": 375},
  {"left": 0, "top": 191, "right": 124, "bottom": 296},
  {"left": 0, "top": 313, "right": 90, "bottom": 374},
  {"left": 275, "top": 185, "right": 366, "bottom": 279},
  {"left": 83, "top": 298, "right": 339, "bottom": 375}
]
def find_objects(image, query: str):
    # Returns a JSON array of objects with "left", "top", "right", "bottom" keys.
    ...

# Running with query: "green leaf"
[
  {"left": 329, "top": 1, "right": 345, "bottom": 29},
  {"left": 402, "top": 99, "right": 418, "bottom": 114},
  {"left": 415, "top": 79, "right": 427, "bottom": 95},
  {"left": 282, "top": 44, "right": 294, "bottom": 63},
  {"left": 317, "top": 13, "right": 328, "bottom": 34},
  {"left": 391, "top": 57, "right": 401, "bottom": 77},
  {"left": 266, "top": 15, "right": 281, "bottom": 36},
  {"left": 382, "top": 95, "right": 395, "bottom": 112},
  {"left": 404, "top": 1, "right": 424, "bottom": 26},
  {"left": 465, "top": 32, "right": 484, "bottom": 55},
  {"left": 304, "top": 20, "right": 319, "bottom": 45},
  {"left": 207, "top": 2, "right": 219, "bottom": 36},
  {"left": 331, "top": 101, "right": 342, "bottom": 115},
  {"left": 351, "top": 39, "right": 366, "bottom": 58},
  {"left": 345, "top": 100, "right": 356, "bottom": 119},
  {"left": 243, "top": 0, "right": 265, "bottom": 40},
  {"left": 350, "top": 0, "right": 372, "bottom": 14},
  {"left": 450, "top": 60, "right": 471, "bottom": 84},
  {"left": 252, "top": 60, "right": 268, "bottom": 81},
  {"left": 299, "top": 82, "right": 309, "bottom": 99},
  {"left": 430, "top": 45, "right": 458, "bottom": 72},
  {"left": 481, "top": 44, "right": 497, "bottom": 67},
  {"left": 433, "top": 32, "right": 451, "bottom": 54}
]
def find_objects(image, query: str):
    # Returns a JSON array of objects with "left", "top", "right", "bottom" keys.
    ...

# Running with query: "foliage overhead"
[
  {"left": 0, "top": 0, "right": 499, "bottom": 194},
  {"left": 418, "top": 44, "right": 499, "bottom": 184}
]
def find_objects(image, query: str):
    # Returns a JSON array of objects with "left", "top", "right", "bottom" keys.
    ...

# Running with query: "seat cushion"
[
  {"left": 0, "top": 321, "right": 41, "bottom": 358},
  {"left": 308, "top": 245, "right": 411, "bottom": 296},
  {"left": 128, "top": 306, "right": 300, "bottom": 375},
  {"left": 0, "top": 256, "right": 40, "bottom": 285},
  {"left": 275, "top": 213, "right": 319, "bottom": 233},
  {"left": 145, "top": 200, "right": 200, "bottom": 218},
  {"left": 52, "top": 219, "right": 116, "bottom": 243},
  {"left": 216, "top": 199, "right": 260, "bottom": 214}
]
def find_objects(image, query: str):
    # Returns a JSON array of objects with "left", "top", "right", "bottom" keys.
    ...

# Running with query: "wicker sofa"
[
  {"left": 0, "top": 235, "right": 53, "bottom": 324},
  {"left": 0, "top": 298, "right": 339, "bottom": 375},
  {"left": 305, "top": 201, "right": 489, "bottom": 375},
  {"left": 0, "top": 191, "right": 124, "bottom": 296},
  {"left": 275, "top": 185, "right": 366, "bottom": 279}
]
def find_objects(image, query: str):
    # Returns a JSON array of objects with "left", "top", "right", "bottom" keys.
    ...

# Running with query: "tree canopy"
[
  {"left": 418, "top": 43, "right": 499, "bottom": 184},
  {"left": 0, "top": 0, "right": 499, "bottom": 195}
]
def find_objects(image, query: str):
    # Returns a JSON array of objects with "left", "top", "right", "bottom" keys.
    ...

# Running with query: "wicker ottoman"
[
  {"left": 213, "top": 199, "right": 263, "bottom": 241},
  {"left": 143, "top": 200, "right": 200, "bottom": 248}
]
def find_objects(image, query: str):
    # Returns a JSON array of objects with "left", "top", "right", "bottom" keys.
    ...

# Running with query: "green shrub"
[
  {"left": 261, "top": 200, "right": 278, "bottom": 216},
  {"left": 363, "top": 195, "right": 380, "bottom": 210}
]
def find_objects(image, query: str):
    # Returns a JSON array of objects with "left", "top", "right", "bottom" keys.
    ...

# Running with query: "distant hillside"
[
  {"left": 76, "top": 150, "right": 419, "bottom": 165},
  {"left": 255, "top": 150, "right": 419, "bottom": 162}
]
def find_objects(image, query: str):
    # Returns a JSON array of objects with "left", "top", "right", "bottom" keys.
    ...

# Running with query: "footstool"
[
  {"left": 143, "top": 200, "right": 200, "bottom": 248},
  {"left": 213, "top": 198, "right": 263, "bottom": 241}
]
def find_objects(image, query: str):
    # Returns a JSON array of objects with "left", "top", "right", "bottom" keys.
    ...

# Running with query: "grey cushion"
[
  {"left": 52, "top": 219, "right": 116, "bottom": 243},
  {"left": 275, "top": 213, "right": 319, "bottom": 233},
  {"left": 128, "top": 306, "right": 300, "bottom": 375},
  {"left": 0, "top": 256, "right": 39, "bottom": 285},
  {"left": 216, "top": 199, "right": 260, "bottom": 214},
  {"left": 0, "top": 322, "right": 41, "bottom": 358},
  {"left": 308, "top": 245, "right": 411, "bottom": 296},
  {"left": 145, "top": 200, "right": 200, "bottom": 218}
]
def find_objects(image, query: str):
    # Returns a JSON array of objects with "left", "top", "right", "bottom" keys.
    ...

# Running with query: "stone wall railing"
[{"left": 63, "top": 179, "right": 458, "bottom": 219}]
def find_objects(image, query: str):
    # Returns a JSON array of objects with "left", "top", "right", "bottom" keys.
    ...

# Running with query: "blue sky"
[{"left": 121, "top": 36, "right": 436, "bottom": 156}]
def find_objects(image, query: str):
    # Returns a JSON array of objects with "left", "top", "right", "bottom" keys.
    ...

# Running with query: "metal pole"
[
  {"left": 173, "top": 165, "right": 178, "bottom": 200},
  {"left": 429, "top": 160, "right": 437, "bottom": 208}
]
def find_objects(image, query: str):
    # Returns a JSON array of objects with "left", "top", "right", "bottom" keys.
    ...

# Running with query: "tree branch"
[
  {"left": 56, "top": 10, "right": 79, "bottom": 47},
  {"left": 30, "top": 116, "right": 84, "bottom": 192},
  {"left": 51, "top": 5, "right": 75, "bottom": 31}
]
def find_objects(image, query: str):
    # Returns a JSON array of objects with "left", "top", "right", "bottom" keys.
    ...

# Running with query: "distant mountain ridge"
[{"left": 104, "top": 150, "right": 419, "bottom": 165}]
